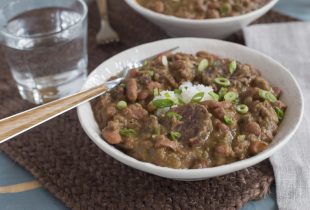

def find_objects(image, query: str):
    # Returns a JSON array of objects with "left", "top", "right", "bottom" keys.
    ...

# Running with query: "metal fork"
[
  {"left": 96, "top": 0, "right": 120, "bottom": 44},
  {"left": 0, "top": 47, "right": 179, "bottom": 144}
]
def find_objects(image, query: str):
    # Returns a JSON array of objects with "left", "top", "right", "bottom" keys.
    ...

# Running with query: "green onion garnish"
[
  {"left": 152, "top": 99, "right": 174, "bottom": 109},
  {"left": 116, "top": 101, "right": 127, "bottom": 110},
  {"left": 174, "top": 89, "right": 182, "bottom": 95},
  {"left": 191, "top": 92, "right": 205, "bottom": 103},
  {"left": 164, "top": 92, "right": 171, "bottom": 98},
  {"left": 274, "top": 107, "right": 284, "bottom": 120},
  {"left": 208, "top": 91, "right": 219, "bottom": 101},
  {"left": 167, "top": 112, "right": 182, "bottom": 120},
  {"left": 224, "top": 91, "right": 238, "bottom": 102},
  {"left": 236, "top": 104, "right": 249, "bottom": 114},
  {"left": 153, "top": 88, "right": 159, "bottom": 96},
  {"left": 266, "top": 92, "right": 277, "bottom": 103},
  {"left": 229, "top": 60, "right": 237, "bottom": 74},
  {"left": 259, "top": 89, "right": 267, "bottom": 99},
  {"left": 259, "top": 89, "right": 277, "bottom": 103},
  {"left": 146, "top": 70, "right": 154, "bottom": 77},
  {"left": 170, "top": 131, "right": 181, "bottom": 141},
  {"left": 223, "top": 115, "right": 233, "bottom": 125},
  {"left": 198, "top": 59, "right": 209, "bottom": 72},
  {"left": 214, "top": 77, "right": 231, "bottom": 87},
  {"left": 218, "top": 87, "right": 228, "bottom": 99},
  {"left": 219, "top": 4, "right": 229, "bottom": 15},
  {"left": 119, "top": 128, "right": 136, "bottom": 137}
]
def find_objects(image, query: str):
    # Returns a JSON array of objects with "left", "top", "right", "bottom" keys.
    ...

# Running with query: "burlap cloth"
[{"left": 0, "top": 1, "right": 297, "bottom": 209}]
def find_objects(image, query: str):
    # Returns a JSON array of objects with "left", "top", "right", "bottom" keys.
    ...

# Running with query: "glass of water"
[{"left": 0, "top": 0, "right": 88, "bottom": 104}]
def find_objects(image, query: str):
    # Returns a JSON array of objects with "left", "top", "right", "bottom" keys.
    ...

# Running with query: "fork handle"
[
  {"left": 96, "top": 0, "right": 109, "bottom": 21},
  {"left": 0, "top": 85, "right": 107, "bottom": 144}
]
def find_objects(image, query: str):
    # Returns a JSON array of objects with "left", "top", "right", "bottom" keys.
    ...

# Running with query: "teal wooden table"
[{"left": 0, "top": 151, "right": 276, "bottom": 210}]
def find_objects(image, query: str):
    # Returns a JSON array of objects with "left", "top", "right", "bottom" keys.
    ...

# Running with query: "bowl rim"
[
  {"left": 77, "top": 38, "right": 303, "bottom": 180},
  {"left": 124, "top": 0, "right": 279, "bottom": 24}
]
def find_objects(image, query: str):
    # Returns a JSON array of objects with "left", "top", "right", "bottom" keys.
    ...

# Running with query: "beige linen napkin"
[{"left": 243, "top": 22, "right": 310, "bottom": 210}]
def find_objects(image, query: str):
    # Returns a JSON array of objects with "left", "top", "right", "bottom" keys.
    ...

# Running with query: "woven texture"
[{"left": 0, "top": 1, "right": 297, "bottom": 209}]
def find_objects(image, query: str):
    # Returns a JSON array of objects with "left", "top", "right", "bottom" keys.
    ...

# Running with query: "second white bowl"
[{"left": 124, "top": 0, "right": 279, "bottom": 39}]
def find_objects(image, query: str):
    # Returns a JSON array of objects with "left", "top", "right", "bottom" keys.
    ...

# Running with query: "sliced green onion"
[
  {"left": 208, "top": 91, "right": 219, "bottom": 101},
  {"left": 223, "top": 115, "right": 233, "bottom": 125},
  {"left": 236, "top": 104, "right": 249, "bottom": 114},
  {"left": 274, "top": 107, "right": 284, "bottom": 120},
  {"left": 167, "top": 112, "right": 182, "bottom": 120},
  {"left": 178, "top": 98, "right": 185, "bottom": 104},
  {"left": 164, "top": 92, "right": 171, "bottom": 98},
  {"left": 191, "top": 92, "right": 205, "bottom": 103},
  {"left": 174, "top": 89, "right": 182, "bottom": 95},
  {"left": 153, "top": 88, "right": 159, "bottom": 96},
  {"left": 259, "top": 89, "right": 277, "bottom": 103},
  {"left": 214, "top": 77, "right": 231, "bottom": 87},
  {"left": 218, "top": 87, "right": 228, "bottom": 99},
  {"left": 170, "top": 131, "right": 181, "bottom": 141},
  {"left": 116, "top": 101, "right": 127, "bottom": 110},
  {"left": 259, "top": 89, "right": 268, "bottom": 99},
  {"left": 266, "top": 92, "right": 277, "bottom": 103},
  {"left": 119, "top": 128, "right": 136, "bottom": 137},
  {"left": 229, "top": 60, "right": 237, "bottom": 74},
  {"left": 198, "top": 59, "right": 209, "bottom": 72},
  {"left": 146, "top": 70, "right": 154, "bottom": 77},
  {"left": 152, "top": 99, "right": 174, "bottom": 109},
  {"left": 224, "top": 91, "right": 238, "bottom": 102},
  {"left": 219, "top": 4, "right": 229, "bottom": 15}
]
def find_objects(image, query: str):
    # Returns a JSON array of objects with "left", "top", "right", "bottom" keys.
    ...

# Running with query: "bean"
[
  {"left": 248, "top": 141, "right": 268, "bottom": 155},
  {"left": 213, "top": 107, "right": 225, "bottom": 119},
  {"left": 215, "top": 144, "right": 232, "bottom": 157},
  {"left": 153, "top": 1, "right": 165, "bottom": 13},
  {"left": 214, "top": 119, "right": 229, "bottom": 132},
  {"left": 106, "top": 106, "right": 117, "bottom": 118},
  {"left": 102, "top": 128, "right": 122, "bottom": 144},
  {"left": 206, "top": 9, "right": 220, "bottom": 18},
  {"left": 126, "top": 78, "right": 138, "bottom": 102},
  {"left": 244, "top": 122, "right": 261, "bottom": 136},
  {"left": 254, "top": 77, "right": 271, "bottom": 91},
  {"left": 128, "top": 68, "right": 139, "bottom": 78},
  {"left": 138, "top": 90, "right": 150, "bottom": 100}
]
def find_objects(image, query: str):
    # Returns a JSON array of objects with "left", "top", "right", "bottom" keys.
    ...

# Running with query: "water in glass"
[{"left": 1, "top": 5, "right": 87, "bottom": 104}]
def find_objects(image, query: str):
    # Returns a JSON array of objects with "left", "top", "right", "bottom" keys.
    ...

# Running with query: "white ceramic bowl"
[
  {"left": 124, "top": 0, "right": 278, "bottom": 39},
  {"left": 77, "top": 38, "right": 303, "bottom": 181}
]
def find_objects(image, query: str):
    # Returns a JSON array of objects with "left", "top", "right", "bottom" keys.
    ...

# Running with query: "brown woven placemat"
[{"left": 0, "top": 1, "right": 297, "bottom": 209}]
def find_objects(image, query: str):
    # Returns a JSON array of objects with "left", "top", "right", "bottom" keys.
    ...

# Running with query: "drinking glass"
[{"left": 0, "top": 0, "right": 88, "bottom": 104}]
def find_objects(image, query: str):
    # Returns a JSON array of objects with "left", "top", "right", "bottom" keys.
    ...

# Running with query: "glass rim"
[{"left": 0, "top": 0, "right": 88, "bottom": 40}]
